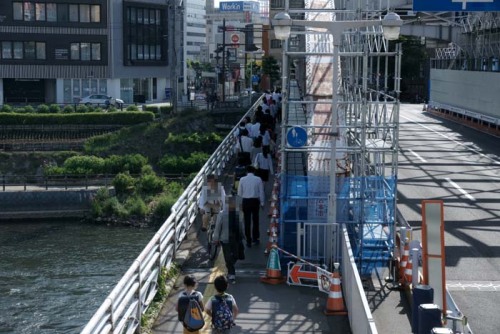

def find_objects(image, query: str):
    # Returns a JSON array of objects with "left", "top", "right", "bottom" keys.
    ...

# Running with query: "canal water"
[{"left": 0, "top": 220, "right": 157, "bottom": 334}]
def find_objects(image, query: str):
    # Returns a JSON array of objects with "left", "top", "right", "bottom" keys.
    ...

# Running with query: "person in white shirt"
[
  {"left": 253, "top": 146, "right": 273, "bottom": 184},
  {"left": 234, "top": 129, "right": 253, "bottom": 166},
  {"left": 198, "top": 174, "right": 226, "bottom": 232},
  {"left": 237, "top": 166, "right": 265, "bottom": 247}
]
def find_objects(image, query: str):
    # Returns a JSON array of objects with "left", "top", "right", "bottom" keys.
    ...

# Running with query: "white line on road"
[
  {"left": 445, "top": 177, "right": 475, "bottom": 201},
  {"left": 408, "top": 149, "right": 427, "bottom": 163},
  {"left": 401, "top": 115, "right": 500, "bottom": 165}
]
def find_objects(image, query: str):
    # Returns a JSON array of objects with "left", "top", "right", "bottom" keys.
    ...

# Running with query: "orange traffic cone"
[
  {"left": 324, "top": 266, "right": 347, "bottom": 315},
  {"left": 260, "top": 246, "right": 285, "bottom": 284},
  {"left": 404, "top": 256, "right": 413, "bottom": 286},
  {"left": 399, "top": 241, "right": 409, "bottom": 284},
  {"left": 265, "top": 219, "right": 279, "bottom": 255},
  {"left": 268, "top": 200, "right": 279, "bottom": 217}
]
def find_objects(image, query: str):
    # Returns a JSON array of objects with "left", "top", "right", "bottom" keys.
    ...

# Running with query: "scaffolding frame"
[{"left": 279, "top": 0, "right": 401, "bottom": 276}]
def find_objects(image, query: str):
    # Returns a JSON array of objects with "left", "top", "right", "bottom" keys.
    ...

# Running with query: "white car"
[{"left": 80, "top": 94, "right": 124, "bottom": 108}]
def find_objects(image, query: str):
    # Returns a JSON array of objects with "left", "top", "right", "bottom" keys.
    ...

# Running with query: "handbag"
[{"left": 237, "top": 137, "right": 251, "bottom": 166}]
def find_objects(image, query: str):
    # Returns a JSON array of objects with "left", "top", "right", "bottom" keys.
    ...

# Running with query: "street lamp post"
[
  {"left": 242, "top": 49, "right": 265, "bottom": 106},
  {"left": 272, "top": 9, "right": 402, "bottom": 267}
]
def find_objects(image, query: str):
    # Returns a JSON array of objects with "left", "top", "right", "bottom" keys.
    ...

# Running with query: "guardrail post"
[
  {"left": 45, "top": 176, "right": 48, "bottom": 190},
  {"left": 2, "top": 175, "right": 5, "bottom": 191},
  {"left": 65, "top": 174, "right": 68, "bottom": 190},
  {"left": 85, "top": 175, "right": 88, "bottom": 190}
]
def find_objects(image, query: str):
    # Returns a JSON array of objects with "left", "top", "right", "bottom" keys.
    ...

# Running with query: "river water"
[{"left": 0, "top": 220, "right": 157, "bottom": 334}]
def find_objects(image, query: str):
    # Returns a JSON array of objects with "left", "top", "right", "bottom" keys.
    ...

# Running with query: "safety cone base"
[
  {"left": 324, "top": 309, "right": 347, "bottom": 316},
  {"left": 260, "top": 275, "right": 286, "bottom": 285}
]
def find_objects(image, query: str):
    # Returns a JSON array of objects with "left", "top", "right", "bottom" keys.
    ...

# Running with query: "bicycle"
[{"left": 206, "top": 209, "right": 220, "bottom": 261}]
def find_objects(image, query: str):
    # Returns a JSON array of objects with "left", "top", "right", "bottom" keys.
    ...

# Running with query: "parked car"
[{"left": 79, "top": 94, "right": 124, "bottom": 108}]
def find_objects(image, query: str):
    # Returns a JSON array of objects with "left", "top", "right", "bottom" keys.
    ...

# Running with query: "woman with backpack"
[{"left": 205, "top": 275, "right": 239, "bottom": 333}]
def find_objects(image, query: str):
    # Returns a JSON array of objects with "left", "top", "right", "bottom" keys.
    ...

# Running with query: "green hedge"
[{"left": 0, "top": 111, "right": 154, "bottom": 125}]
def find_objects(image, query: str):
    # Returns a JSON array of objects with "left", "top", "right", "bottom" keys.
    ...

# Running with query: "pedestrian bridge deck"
[{"left": 151, "top": 83, "right": 412, "bottom": 334}]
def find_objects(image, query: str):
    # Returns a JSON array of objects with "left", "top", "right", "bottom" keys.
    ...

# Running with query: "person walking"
[
  {"left": 176, "top": 275, "right": 204, "bottom": 334},
  {"left": 213, "top": 196, "right": 245, "bottom": 284},
  {"left": 253, "top": 146, "right": 274, "bottom": 191},
  {"left": 234, "top": 129, "right": 253, "bottom": 167},
  {"left": 237, "top": 165, "right": 264, "bottom": 247},
  {"left": 205, "top": 275, "right": 239, "bottom": 333}
]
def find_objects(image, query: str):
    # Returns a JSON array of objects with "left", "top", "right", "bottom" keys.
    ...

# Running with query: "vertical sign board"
[
  {"left": 422, "top": 200, "right": 447, "bottom": 316},
  {"left": 414, "top": 0, "right": 500, "bottom": 12}
]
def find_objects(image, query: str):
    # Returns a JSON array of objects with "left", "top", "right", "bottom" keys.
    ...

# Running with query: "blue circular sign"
[{"left": 287, "top": 127, "right": 307, "bottom": 148}]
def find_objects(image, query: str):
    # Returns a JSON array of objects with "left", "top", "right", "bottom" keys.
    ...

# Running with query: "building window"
[
  {"left": 70, "top": 42, "right": 101, "bottom": 61},
  {"left": 124, "top": 5, "right": 166, "bottom": 64},
  {"left": 270, "top": 0, "right": 285, "bottom": 9},
  {"left": 13, "top": 2, "right": 100, "bottom": 23},
  {"left": 47, "top": 3, "right": 57, "bottom": 21},
  {"left": 0, "top": 41, "right": 46, "bottom": 60},
  {"left": 270, "top": 39, "right": 283, "bottom": 49},
  {"left": 36, "top": 42, "right": 46, "bottom": 59},
  {"left": 35, "top": 3, "right": 46, "bottom": 21},
  {"left": 69, "top": 4, "right": 79, "bottom": 22},
  {"left": 2, "top": 42, "right": 12, "bottom": 59}
]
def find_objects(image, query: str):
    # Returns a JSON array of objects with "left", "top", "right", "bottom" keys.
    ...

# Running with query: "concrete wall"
[
  {"left": 0, "top": 190, "right": 97, "bottom": 219},
  {"left": 430, "top": 69, "right": 500, "bottom": 119}
]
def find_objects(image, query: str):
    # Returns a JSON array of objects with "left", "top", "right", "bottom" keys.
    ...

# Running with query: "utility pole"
[{"left": 222, "top": 18, "right": 226, "bottom": 102}]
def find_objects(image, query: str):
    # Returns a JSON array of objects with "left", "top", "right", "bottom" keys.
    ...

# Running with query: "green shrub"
[
  {"left": 62, "top": 105, "right": 74, "bottom": 113},
  {"left": 36, "top": 104, "right": 50, "bottom": 114},
  {"left": 138, "top": 173, "right": 166, "bottom": 195},
  {"left": 91, "top": 188, "right": 112, "bottom": 217},
  {"left": 166, "top": 181, "right": 184, "bottom": 198},
  {"left": 0, "top": 111, "right": 154, "bottom": 125},
  {"left": 101, "top": 197, "right": 128, "bottom": 217},
  {"left": 122, "top": 154, "right": 148, "bottom": 174},
  {"left": 112, "top": 172, "right": 135, "bottom": 195},
  {"left": 23, "top": 105, "right": 35, "bottom": 113},
  {"left": 152, "top": 193, "right": 177, "bottom": 218},
  {"left": 125, "top": 196, "right": 148, "bottom": 217},
  {"left": 63, "top": 155, "right": 105, "bottom": 175},
  {"left": 144, "top": 106, "right": 159, "bottom": 114},
  {"left": 126, "top": 105, "right": 140, "bottom": 111},
  {"left": 0, "top": 105, "right": 13, "bottom": 113},
  {"left": 76, "top": 105, "right": 88, "bottom": 113},
  {"left": 160, "top": 106, "right": 173, "bottom": 116},
  {"left": 159, "top": 151, "right": 208, "bottom": 174},
  {"left": 49, "top": 104, "right": 61, "bottom": 113}
]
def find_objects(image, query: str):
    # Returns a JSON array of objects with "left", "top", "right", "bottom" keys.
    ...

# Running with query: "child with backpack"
[
  {"left": 177, "top": 275, "right": 205, "bottom": 333},
  {"left": 205, "top": 275, "right": 239, "bottom": 333}
]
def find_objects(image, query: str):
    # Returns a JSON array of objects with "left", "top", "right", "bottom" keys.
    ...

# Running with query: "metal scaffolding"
[{"left": 279, "top": 0, "right": 401, "bottom": 276}]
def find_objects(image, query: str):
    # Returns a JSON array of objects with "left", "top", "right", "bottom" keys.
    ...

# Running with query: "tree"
[{"left": 261, "top": 56, "right": 281, "bottom": 89}]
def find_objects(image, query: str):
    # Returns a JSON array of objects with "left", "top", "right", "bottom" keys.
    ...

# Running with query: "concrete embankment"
[{"left": 0, "top": 188, "right": 98, "bottom": 220}]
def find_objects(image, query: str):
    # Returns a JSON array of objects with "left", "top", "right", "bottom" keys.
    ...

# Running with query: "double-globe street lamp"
[{"left": 272, "top": 9, "right": 402, "bottom": 266}]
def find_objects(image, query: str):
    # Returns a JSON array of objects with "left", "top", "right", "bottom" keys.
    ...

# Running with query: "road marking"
[
  {"left": 200, "top": 249, "right": 226, "bottom": 334},
  {"left": 401, "top": 115, "right": 500, "bottom": 165},
  {"left": 408, "top": 149, "right": 427, "bottom": 163},
  {"left": 447, "top": 280, "right": 500, "bottom": 291},
  {"left": 445, "top": 177, "right": 475, "bottom": 201}
]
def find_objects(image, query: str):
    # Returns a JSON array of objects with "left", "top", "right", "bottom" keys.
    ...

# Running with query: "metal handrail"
[{"left": 81, "top": 95, "right": 263, "bottom": 334}]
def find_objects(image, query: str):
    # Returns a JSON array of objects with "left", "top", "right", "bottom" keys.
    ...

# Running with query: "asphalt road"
[{"left": 397, "top": 104, "right": 500, "bottom": 334}]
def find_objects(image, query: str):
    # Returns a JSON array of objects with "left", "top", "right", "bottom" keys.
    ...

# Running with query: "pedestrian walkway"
[{"left": 152, "top": 82, "right": 413, "bottom": 334}]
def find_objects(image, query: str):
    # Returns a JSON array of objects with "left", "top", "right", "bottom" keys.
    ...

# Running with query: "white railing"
[
  {"left": 341, "top": 226, "right": 378, "bottom": 334},
  {"left": 81, "top": 97, "right": 263, "bottom": 334}
]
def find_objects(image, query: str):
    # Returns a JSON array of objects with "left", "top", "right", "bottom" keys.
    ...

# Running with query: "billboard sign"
[
  {"left": 220, "top": 1, "right": 259, "bottom": 12},
  {"left": 220, "top": 1, "right": 244, "bottom": 12},
  {"left": 414, "top": 0, "right": 500, "bottom": 11}
]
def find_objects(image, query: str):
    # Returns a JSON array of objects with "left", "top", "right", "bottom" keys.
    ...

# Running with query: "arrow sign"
[{"left": 288, "top": 263, "right": 317, "bottom": 285}]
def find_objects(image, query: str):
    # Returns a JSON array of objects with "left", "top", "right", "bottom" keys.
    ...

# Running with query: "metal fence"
[{"left": 80, "top": 95, "right": 263, "bottom": 334}]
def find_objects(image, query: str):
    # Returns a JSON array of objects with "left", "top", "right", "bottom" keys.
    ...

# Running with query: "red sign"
[
  {"left": 289, "top": 263, "right": 317, "bottom": 284},
  {"left": 231, "top": 34, "right": 239, "bottom": 44}
]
